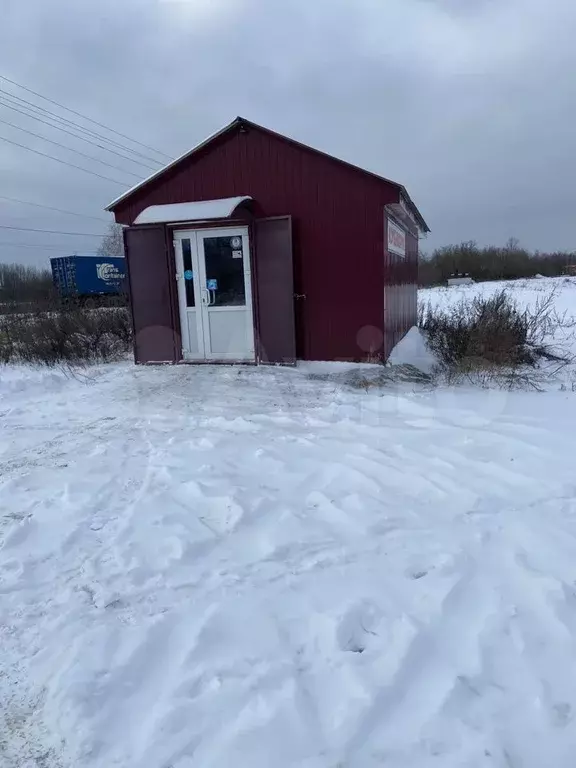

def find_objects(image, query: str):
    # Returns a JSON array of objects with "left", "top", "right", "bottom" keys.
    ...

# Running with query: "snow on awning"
[{"left": 133, "top": 196, "right": 252, "bottom": 225}]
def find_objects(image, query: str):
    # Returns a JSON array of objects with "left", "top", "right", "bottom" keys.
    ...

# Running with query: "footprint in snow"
[
  {"left": 551, "top": 702, "right": 573, "bottom": 728},
  {"left": 337, "top": 601, "right": 380, "bottom": 654},
  {"left": 407, "top": 568, "right": 428, "bottom": 580}
]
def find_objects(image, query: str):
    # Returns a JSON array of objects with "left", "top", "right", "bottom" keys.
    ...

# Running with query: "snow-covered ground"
[
  {"left": 2, "top": 277, "right": 576, "bottom": 767},
  {"left": 423, "top": 274, "right": 576, "bottom": 315}
]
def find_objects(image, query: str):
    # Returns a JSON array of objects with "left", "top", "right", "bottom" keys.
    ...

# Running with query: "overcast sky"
[{"left": 1, "top": 0, "right": 575, "bottom": 267}]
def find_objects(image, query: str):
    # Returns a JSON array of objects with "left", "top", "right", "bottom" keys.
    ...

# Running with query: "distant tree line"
[
  {"left": 0, "top": 262, "right": 54, "bottom": 305},
  {"left": 419, "top": 239, "right": 576, "bottom": 286}
]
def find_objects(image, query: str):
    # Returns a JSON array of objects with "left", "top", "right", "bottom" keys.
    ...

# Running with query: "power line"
[
  {"left": 0, "top": 134, "right": 130, "bottom": 185},
  {"left": 0, "top": 194, "right": 108, "bottom": 222},
  {"left": 0, "top": 90, "right": 165, "bottom": 167},
  {"left": 0, "top": 96, "right": 160, "bottom": 171},
  {"left": 0, "top": 75, "right": 172, "bottom": 160},
  {"left": 0, "top": 225, "right": 106, "bottom": 237},
  {"left": 0, "top": 116, "right": 143, "bottom": 178},
  {"left": 0, "top": 240, "right": 97, "bottom": 251},
  {"left": 0, "top": 92, "right": 162, "bottom": 168}
]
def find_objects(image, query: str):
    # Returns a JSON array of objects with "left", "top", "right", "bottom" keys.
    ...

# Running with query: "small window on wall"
[{"left": 387, "top": 218, "right": 406, "bottom": 259}]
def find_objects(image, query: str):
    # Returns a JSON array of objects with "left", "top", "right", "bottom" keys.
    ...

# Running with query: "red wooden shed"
[{"left": 106, "top": 117, "right": 429, "bottom": 365}]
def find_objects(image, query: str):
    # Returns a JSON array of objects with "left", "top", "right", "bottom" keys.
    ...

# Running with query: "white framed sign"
[{"left": 387, "top": 218, "right": 406, "bottom": 258}]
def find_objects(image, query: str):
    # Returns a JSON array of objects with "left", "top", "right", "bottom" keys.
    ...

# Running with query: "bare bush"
[
  {"left": 0, "top": 307, "right": 132, "bottom": 366},
  {"left": 0, "top": 263, "right": 56, "bottom": 312},
  {"left": 418, "top": 290, "right": 573, "bottom": 388},
  {"left": 97, "top": 222, "right": 124, "bottom": 259}
]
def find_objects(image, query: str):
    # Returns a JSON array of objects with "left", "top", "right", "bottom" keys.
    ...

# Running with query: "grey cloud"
[{"left": 0, "top": 0, "right": 575, "bottom": 267}]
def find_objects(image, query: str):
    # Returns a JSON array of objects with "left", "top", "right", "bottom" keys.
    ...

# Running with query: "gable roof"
[{"left": 106, "top": 117, "right": 429, "bottom": 232}]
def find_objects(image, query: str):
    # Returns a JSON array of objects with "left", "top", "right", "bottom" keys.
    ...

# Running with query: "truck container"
[{"left": 50, "top": 255, "right": 126, "bottom": 302}]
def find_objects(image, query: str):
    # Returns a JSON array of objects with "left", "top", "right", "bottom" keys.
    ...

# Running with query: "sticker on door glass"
[
  {"left": 184, "top": 270, "right": 193, "bottom": 280},
  {"left": 207, "top": 278, "right": 218, "bottom": 290},
  {"left": 231, "top": 236, "right": 242, "bottom": 249},
  {"left": 232, "top": 250, "right": 243, "bottom": 259}
]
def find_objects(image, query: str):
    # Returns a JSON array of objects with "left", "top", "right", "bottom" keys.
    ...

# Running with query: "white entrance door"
[{"left": 174, "top": 227, "right": 255, "bottom": 361}]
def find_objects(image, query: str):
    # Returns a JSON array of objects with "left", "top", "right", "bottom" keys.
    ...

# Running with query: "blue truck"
[{"left": 50, "top": 255, "right": 127, "bottom": 305}]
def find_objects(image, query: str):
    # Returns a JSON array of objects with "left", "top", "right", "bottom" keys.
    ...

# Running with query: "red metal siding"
[
  {"left": 383, "top": 219, "right": 419, "bottom": 359},
  {"left": 113, "top": 125, "right": 405, "bottom": 361},
  {"left": 405, "top": 229, "right": 419, "bottom": 342}
]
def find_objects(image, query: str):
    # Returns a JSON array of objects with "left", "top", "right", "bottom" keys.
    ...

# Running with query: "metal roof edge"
[
  {"left": 236, "top": 118, "right": 430, "bottom": 233},
  {"left": 398, "top": 189, "right": 430, "bottom": 234},
  {"left": 105, "top": 116, "right": 430, "bottom": 232},
  {"left": 105, "top": 117, "right": 241, "bottom": 211}
]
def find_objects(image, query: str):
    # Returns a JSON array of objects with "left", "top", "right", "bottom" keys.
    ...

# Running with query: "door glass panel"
[
  {"left": 203, "top": 236, "right": 246, "bottom": 307},
  {"left": 181, "top": 239, "right": 195, "bottom": 307}
]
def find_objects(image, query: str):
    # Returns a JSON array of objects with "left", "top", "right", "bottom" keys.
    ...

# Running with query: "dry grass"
[{"left": 0, "top": 306, "right": 132, "bottom": 366}]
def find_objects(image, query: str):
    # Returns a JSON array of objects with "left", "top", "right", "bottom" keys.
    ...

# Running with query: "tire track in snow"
[
  {"left": 2, "top": 359, "right": 576, "bottom": 766},
  {"left": 475, "top": 522, "right": 576, "bottom": 768},
  {"left": 342, "top": 537, "right": 496, "bottom": 762}
]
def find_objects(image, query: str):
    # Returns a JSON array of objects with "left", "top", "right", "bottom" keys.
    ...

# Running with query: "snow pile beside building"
[{"left": 388, "top": 326, "right": 438, "bottom": 374}]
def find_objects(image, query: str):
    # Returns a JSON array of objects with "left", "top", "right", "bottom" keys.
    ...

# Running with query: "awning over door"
[{"left": 133, "top": 196, "right": 252, "bottom": 225}]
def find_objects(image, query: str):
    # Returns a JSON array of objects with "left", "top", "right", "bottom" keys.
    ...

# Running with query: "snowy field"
[
  {"left": 2, "top": 277, "right": 576, "bottom": 767},
  {"left": 423, "top": 275, "right": 576, "bottom": 369}
]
